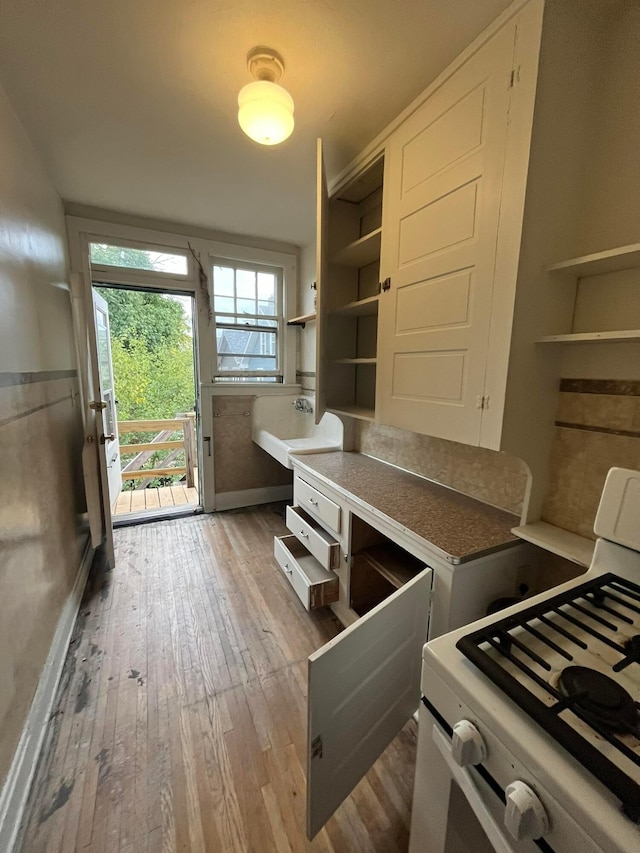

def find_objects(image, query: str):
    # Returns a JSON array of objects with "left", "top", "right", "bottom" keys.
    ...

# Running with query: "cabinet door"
[
  {"left": 376, "top": 22, "right": 517, "bottom": 445},
  {"left": 306, "top": 567, "right": 432, "bottom": 838},
  {"left": 314, "top": 138, "right": 329, "bottom": 424}
]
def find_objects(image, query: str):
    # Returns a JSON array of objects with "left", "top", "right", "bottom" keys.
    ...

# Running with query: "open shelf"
[
  {"left": 287, "top": 312, "right": 316, "bottom": 328},
  {"left": 330, "top": 295, "right": 380, "bottom": 318},
  {"left": 512, "top": 521, "right": 595, "bottom": 567},
  {"left": 327, "top": 405, "right": 376, "bottom": 422},
  {"left": 333, "top": 357, "right": 377, "bottom": 365},
  {"left": 536, "top": 330, "right": 640, "bottom": 344},
  {"left": 332, "top": 228, "right": 382, "bottom": 268},
  {"left": 548, "top": 242, "right": 640, "bottom": 278}
]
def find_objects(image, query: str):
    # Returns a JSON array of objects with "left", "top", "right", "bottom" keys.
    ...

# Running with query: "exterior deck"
[{"left": 114, "top": 481, "right": 198, "bottom": 515}]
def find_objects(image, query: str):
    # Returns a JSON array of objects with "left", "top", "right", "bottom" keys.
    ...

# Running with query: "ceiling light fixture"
[{"left": 238, "top": 47, "right": 294, "bottom": 146}]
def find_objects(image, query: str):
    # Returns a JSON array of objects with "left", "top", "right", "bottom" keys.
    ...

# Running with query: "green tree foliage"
[
  {"left": 110, "top": 337, "right": 195, "bottom": 421},
  {"left": 100, "top": 288, "right": 187, "bottom": 353}
]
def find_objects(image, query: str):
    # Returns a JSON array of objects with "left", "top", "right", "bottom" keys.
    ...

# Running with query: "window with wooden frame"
[{"left": 212, "top": 260, "right": 283, "bottom": 382}]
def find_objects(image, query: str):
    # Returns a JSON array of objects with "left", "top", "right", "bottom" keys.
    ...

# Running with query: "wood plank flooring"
[
  {"left": 114, "top": 483, "right": 199, "bottom": 515},
  {"left": 17, "top": 505, "right": 417, "bottom": 852}
]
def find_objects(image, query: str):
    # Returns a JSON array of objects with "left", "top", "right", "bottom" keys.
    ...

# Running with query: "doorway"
[{"left": 92, "top": 283, "right": 201, "bottom": 520}]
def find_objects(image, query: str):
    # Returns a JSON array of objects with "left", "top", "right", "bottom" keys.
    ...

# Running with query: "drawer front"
[
  {"left": 294, "top": 476, "right": 341, "bottom": 534},
  {"left": 274, "top": 535, "right": 339, "bottom": 611},
  {"left": 286, "top": 505, "right": 340, "bottom": 570}
]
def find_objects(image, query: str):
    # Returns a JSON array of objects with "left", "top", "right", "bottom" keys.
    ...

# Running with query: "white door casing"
[
  {"left": 92, "top": 290, "right": 123, "bottom": 511},
  {"left": 306, "top": 567, "right": 432, "bottom": 838},
  {"left": 377, "top": 21, "right": 517, "bottom": 445},
  {"left": 315, "top": 138, "right": 329, "bottom": 425}
]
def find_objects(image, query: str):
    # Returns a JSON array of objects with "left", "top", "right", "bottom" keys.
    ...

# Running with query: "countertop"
[{"left": 292, "top": 451, "right": 521, "bottom": 564}]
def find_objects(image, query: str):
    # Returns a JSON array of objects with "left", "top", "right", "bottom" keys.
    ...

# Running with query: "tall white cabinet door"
[
  {"left": 314, "top": 138, "right": 329, "bottom": 424},
  {"left": 377, "top": 22, "right": 517, "bottom": 445},
  {"left": 306, "top": 567, "right": 432, "bottom": 838}
]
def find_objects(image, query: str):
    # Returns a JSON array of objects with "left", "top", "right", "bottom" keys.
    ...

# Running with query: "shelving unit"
[
  {"left": 321, "top": 154, "right": 385, "bottom": 420},
  {"left": 540, "top": 243, "right": 640, "bottom": 345}
]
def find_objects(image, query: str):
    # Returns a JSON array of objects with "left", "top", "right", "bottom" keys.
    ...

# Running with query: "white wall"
[{"left": 0, "top": 83, "right": 87, "bottom": 787}]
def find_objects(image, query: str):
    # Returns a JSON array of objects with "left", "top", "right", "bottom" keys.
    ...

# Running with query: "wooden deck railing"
[{"left": 118, "top": 412, "right": 197, "bottom": 487}]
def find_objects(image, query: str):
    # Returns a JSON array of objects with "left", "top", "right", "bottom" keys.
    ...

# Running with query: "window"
[
  {"left": 212, "top": 261, "right": 283, "bottom": 382},
  {"left": 90, "top": 242, "right": 188, "bottom": 275}
]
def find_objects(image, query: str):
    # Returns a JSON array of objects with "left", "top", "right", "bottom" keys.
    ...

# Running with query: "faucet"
[{"left": 293, "top": 398, "right": 313, "bottom": 414}]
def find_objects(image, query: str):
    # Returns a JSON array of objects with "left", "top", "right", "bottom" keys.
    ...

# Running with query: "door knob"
[{"left": 100, "top": 433, "right": 115, "bottom": 444}]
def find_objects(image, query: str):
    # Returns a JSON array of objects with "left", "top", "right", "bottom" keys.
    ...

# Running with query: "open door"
[
  {"left": 69, "top": 273, "right": 117, "bottom": 568},
  {"left": 314, "top": 138, "right": 329, "bottom": 425},
  {"left": 306, "top": 567, "right": 432, "bottom": 838},
  {"left": 92, "top": 290, "right": 122, "bottom": 509}
]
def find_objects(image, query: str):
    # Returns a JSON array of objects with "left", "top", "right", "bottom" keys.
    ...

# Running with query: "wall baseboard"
[
  {"left": 0, "top": 539, "right": 94, "bottom": 853},
  {"left": 215, "top": 484, "right": 293, "bottom": 511}
]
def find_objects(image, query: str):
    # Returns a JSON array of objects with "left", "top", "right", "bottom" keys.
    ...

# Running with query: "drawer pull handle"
[
  {"left": 300, "top": 530, "right": 309, "bottom": 539},
  {"left": 283, "top": 562, "right": 292, "bottom": 574},
  {"left": 308, "top": 497, "right": 318, "bottom": 506}
]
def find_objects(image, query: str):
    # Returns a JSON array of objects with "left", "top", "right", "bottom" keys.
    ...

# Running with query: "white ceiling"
[{"left": 0, "top": 0, "right": 515, "bottom": 247}]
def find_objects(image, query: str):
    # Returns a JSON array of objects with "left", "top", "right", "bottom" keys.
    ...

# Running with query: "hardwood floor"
[{"left": 17, "top": 505, "right": 417, "bottom": 852}]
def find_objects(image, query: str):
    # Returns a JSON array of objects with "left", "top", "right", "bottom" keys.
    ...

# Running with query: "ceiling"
[{"left": 0, "top": 0, "right": 515, "bottom": 247}]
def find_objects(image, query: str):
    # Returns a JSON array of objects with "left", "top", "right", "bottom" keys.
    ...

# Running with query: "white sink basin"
[{"left": 252, "top": 395, "right": 342, "bottom": 469}]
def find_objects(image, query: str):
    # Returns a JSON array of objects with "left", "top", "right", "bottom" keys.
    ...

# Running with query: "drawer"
[
  {"left": 286, "top": 505, "right": 341, "bottom": 570},
  {"left": 294, "top": 476, "right": 341, "bottom": 534},
  {"left": 274, "top": 535, "right": 339, "bottom": 611}
]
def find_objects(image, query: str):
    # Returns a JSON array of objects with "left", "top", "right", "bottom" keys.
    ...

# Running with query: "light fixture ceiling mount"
[{"left": 238, "top": 46, "right": 294, "bottom": 146}]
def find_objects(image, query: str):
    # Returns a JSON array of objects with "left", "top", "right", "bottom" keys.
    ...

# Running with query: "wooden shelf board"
[
  {"left": 333, "top": 357, "right": 377, "bottom": 365},
  {"left": 330, "top": 295, "right": 380, "bottom": 317},
  {"left": 287, "top": 312, "right": 316, "bottom": 327},
  {"left": 333, "top": 228, "right": 382, "bottom": 268},
  {"left": 512, "top": 521, "right": 595, "bottom": 567},
  {"left": 327, "top": 405, "right": 376, "bottom": 422},
  {"left": 548, "top": 243, "right": 640, "bottom": 278},
  {"left": 359, "top": 545, "right": 422, "bottom": 589},
  {"left": 536, "top": 330, "right": 640, "bottom": 344}
]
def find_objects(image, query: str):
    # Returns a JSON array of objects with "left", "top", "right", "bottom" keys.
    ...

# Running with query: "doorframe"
[
  {"left": 66, "top": 215, "right": 300, "bottom": 518},
  {"left": 67, "top": 218, "right": 216, "bottom": 514}
]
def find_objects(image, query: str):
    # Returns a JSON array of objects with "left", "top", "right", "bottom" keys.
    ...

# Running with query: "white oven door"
[{"left": 410, "top": 703, "right": 544, "bottom": 853}]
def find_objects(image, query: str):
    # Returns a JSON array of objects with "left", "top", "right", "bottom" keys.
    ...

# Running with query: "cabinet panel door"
[
  {"left": 314, "top": 138, "right": 329, "bottom": 424},
  {"left": 306, "top": 567, "right": 432, "bottom": 838},
  {"left": 377, "top": 22, "right": 516, "bottom": 445}
]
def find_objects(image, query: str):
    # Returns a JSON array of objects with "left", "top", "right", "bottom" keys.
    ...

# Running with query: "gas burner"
[{"left": 558, "top": 666, "right": 640, "bottom": 736}]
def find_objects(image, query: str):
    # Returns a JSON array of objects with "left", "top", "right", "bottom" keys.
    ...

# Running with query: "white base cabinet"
[{"left": 273, "top": 462, "right": 533, "bottom": 839}]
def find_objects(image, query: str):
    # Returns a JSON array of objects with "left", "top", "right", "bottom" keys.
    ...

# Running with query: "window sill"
[{"left": 203, "top": 383, "right": 303, "bottom": 396}]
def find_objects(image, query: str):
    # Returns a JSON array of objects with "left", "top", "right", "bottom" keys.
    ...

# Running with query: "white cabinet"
[
  {"left": 376, "top": 18, "right": 522, "bottom": 446},
  {"left": 273, "top": 459, "right": 532, "bottom": 839},
  {"left": 307, "top": 568, "right": 432, "bottom": 838},
  {"left": 315, "top": 0, "right": 543, "bottom": 448}
]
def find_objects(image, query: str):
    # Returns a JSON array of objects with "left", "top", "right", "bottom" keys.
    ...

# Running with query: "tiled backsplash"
[
  {"left": 542, "top": 379, "right": 640, "bottom": 539},
  {"left": 355, "top": 422, "right": 529, "bottom": 516}
]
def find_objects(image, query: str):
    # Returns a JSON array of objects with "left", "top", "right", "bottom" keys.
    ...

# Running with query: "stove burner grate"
[{"left": 457, "top": 572, "right": 640, "bottom": 822}]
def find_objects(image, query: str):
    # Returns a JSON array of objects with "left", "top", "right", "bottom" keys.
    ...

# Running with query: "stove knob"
[
  {"left": 451, "top": 720, "right": 487, "bottom": 766},
  {"left": 504, "top": 781, "right": 550, "bottom": 841}
]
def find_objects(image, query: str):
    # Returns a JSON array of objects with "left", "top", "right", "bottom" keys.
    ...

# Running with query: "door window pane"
[{"left": 90, "top": 243, "right": 188, "bottom": 274}]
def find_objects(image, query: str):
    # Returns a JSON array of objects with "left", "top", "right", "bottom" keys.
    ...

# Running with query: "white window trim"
[
  {"left": 207, "top": 241, "right": 297, "bottom": 388},
  {"left": 212, "top": 256, "right": 283, "bottom": 384}
]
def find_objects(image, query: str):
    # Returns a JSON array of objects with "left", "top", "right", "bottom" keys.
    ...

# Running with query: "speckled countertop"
[{"left": 293, "top": 452, "right": 520, "bottom": 564}]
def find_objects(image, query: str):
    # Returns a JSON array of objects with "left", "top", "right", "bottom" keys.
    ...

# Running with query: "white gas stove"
[{"left": 410, "top": 468, "right": 640, "bottom": 853}]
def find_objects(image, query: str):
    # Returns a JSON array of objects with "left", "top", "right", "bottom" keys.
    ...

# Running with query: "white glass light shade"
[{"left": 238, "top": 80, "right": 294, "bottom": 145}]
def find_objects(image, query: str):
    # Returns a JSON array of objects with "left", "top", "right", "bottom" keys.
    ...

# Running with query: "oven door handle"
[{"left": 432, "top": 725, "right": 518, "bottom": 853}]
